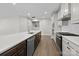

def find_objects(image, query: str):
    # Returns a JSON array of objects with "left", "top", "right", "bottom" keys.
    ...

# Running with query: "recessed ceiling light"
[
  {"left": 12, "top": 3, "right": 16, "bottom": 5},
  {"left": 27, "top": 13, "right": 31, "bottom": 16},
  {"left": 64, "top": 8, "right": 68, "bottom": 12},
  {"left": 44, "top": 11, "right": 48, "bottom": 14}
]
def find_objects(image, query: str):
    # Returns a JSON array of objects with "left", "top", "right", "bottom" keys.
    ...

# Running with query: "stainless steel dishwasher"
[{"left": 27, "top": 36, "right": 35, "bottom": 56}]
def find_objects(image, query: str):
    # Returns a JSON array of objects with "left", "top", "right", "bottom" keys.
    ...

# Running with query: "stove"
[{"left": 56, "top": 32, "right": 79, "bottom": 52}]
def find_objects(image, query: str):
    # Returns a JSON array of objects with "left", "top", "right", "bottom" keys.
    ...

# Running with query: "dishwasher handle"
[{"left": 27, "top": 36, "right": 35, "bottom": 41}]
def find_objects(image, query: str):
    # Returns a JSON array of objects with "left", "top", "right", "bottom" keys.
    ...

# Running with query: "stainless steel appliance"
[
  {"left": 27, "top": 36, "right": 35, "bottom": 56},
  {"left": 56, "top": 33, "right": 62, "bottom": 51}
]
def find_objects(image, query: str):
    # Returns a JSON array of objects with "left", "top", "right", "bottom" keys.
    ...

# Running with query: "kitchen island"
[{"left": 0, "top": 30, "right": 41, "bottom": 56}]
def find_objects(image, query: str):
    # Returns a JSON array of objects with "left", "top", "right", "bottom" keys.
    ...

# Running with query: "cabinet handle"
[
  {"left": 67, "top": 42, "right": 69, "bottom": 44},
  {"left": 67, "top": 47, "right": 70, "bottom": 49}
]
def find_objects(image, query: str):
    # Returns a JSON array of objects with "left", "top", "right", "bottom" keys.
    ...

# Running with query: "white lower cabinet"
[
  {"left": 62, "top": 39, "right": 71, "bottom": 56},
  {"left": 70, "top": 48, "right": 78, "bottom": 56},
  {"left": 62, "top": 37, "right": 79, "bottom": 56}
]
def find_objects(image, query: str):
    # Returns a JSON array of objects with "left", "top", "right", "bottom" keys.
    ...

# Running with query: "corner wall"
[{"left": 39, "top": 18, "right": 52, "bottom": 36}]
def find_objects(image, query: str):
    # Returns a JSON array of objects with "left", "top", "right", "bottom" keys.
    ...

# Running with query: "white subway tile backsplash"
[{"left": 62, "top": 24, "right": 79, "bottom": 35}]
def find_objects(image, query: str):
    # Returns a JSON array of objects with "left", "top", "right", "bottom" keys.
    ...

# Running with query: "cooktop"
[{"left": 57, "top": 32, "right": 79, "bottom": 36}]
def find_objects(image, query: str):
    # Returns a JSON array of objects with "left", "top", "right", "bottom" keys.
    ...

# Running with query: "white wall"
[
  {"left": 0, "top": 17, "right": 31, "bottom": 36},
  {"left": 0, "top": 17, "right": 52, "bottom": 36},
  {"left": 19, "top": 17, "right": 32, "bottom": 32},
  {"left": 0, "top": 3, "right": 59, "bottom": 36},
  {"left": 39, "top": 18, "right": 52, "bottom": 36},
  {"left": 0, "top": 18, "right": 19, "bottom": 35}
]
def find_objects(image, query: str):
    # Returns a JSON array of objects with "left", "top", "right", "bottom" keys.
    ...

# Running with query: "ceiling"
[{"left": 0, "top": 3, "right": 60, "bottom": 18}]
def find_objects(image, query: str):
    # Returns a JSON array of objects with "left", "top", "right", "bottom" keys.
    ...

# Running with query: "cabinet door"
[
  {"left": 34, "top": 35, "right": 38, "bottom": 50},
  {"left": 0, "top": 41, "right": 26, "bottom": 56},
  {"left": 62, "top": 37, "right": 79, "bottom": 56},
  {"left": 70, "top": 48, "right": 78, "bottom": 56},
  {"left": 34, "top": 34, "right": 39, "bottom": 50},
  {"left": 62, "top": 39, "right": 71, "bottom": 56},
  {"left": 68, "top": 39, "right": 79, "bottom": 56},
  {"left": 13, "top": 47, "right": 26, "bottom": 56},
  {"left": 34, "top": 32, "right": 41, "bottom": 51},
  {"left": 0, "top": 47, "right": 17, "bottom": 56},
  {"left": 15, "top": 41, "right": 26, "bottom": 56},
  {"left": 58, "top": 3, "right": 69, "bottom": 20},
  {"left": 71, "top": 3, "right": 79, "bottom": 23},
  {"left": 17, "top": 47, "right": 26, "bottom": 56}
]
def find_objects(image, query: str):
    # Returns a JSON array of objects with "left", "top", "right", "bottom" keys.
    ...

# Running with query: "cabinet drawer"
[
  {"left": 62, "top": 39, "right": 71, "bottom": 56},
  {"left": 64, "top": 38, "right": 79, "bottom": 53},
  {"left": 69, "top": 41, "right": 79, "bottom": 54},
  {"left": 63, "top": 37, "right": 79, "bottom": 55}
]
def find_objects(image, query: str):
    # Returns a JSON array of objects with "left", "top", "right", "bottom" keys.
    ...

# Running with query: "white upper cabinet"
[
  {"left": 62, "top": 4, "right": 69, "bottom": 16},
  {"left": 58, "top": 3, "right": 70, "bottom": 21},
  {"left": 71, "top": 3, "right": 79, "bottom": 24}
]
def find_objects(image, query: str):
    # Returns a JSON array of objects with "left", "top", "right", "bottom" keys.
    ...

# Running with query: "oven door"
[{"left": 56, "top": 35, "right": 62, "bottom": 51}]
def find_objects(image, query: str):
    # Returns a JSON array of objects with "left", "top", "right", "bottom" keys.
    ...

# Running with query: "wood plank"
[{"left": 33, "top": 35, "right": 61, "bottom": 56}]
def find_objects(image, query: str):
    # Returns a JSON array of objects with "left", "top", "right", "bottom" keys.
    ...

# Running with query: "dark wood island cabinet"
[
  {"left": 34, "top": 32, "right": 41, "bottom": 51},
  {"left": 0, "top": 41, "right": 27, "bottom": 56},
  {"left": 0, "top": 31, "right": 41, "bottom": 56}
]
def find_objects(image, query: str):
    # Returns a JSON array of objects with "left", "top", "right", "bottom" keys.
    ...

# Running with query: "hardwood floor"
[{"left": 33, "top": 35, "right": 61, "bottom": 56}]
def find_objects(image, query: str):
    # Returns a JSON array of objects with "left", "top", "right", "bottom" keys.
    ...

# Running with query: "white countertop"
[
  {"left": 0, "top": 30, "right": 41, "bottom": 54},
  {"left": 56, "top": 31, "right": 76, "bottom": 34},
  {"left": 62, "top": 36, "right": 79, "bottom": 46}
]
